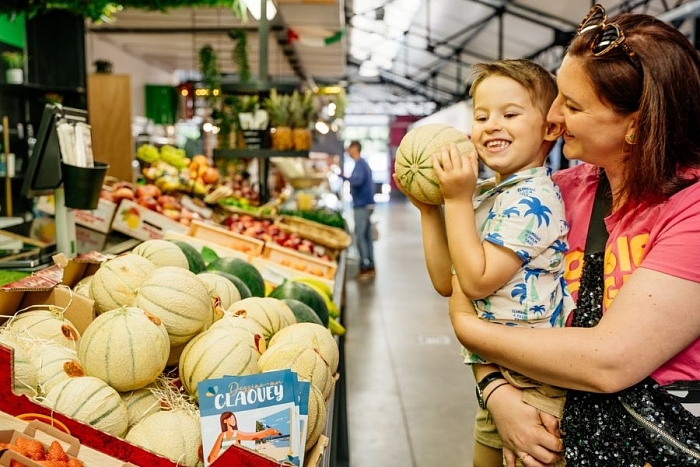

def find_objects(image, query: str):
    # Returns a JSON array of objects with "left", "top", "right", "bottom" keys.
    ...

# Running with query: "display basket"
[{"left": 274, "top": 215, "right": 351, "bottom": 252}]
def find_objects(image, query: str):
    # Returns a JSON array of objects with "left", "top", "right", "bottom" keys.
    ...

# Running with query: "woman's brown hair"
[{"left": 567, "top": 12, "right": 700, "bottom": 204}]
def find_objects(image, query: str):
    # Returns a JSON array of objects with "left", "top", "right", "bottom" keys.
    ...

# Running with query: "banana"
[
  {"left": 327, "top": 317, "right": 346, "bottom": 336},
  {"left": 293, "top": 277, "right": 334, "bottom": 300},
  {"left": 292, "top": 277, "right": 339, "bottom": 318}
]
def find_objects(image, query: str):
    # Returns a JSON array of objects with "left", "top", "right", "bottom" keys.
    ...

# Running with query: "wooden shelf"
[{"left": 213, "top": 149, "right": 310, "bottom": 159}]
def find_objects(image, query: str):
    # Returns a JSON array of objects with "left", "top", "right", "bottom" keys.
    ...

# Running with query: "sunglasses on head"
[{"left": 577, "top": 3, "right": 642, "bottom": 73}]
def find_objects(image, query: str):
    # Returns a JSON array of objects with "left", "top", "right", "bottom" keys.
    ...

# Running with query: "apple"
[
  {"left": 137, "top": 196, "right": 159, "bottom": 211},
  {"left": 136, "top": 184, "right": 162, "bottom": 200},
  {"left": 112, "top": 187, "right": 136, "bottom": 204}
]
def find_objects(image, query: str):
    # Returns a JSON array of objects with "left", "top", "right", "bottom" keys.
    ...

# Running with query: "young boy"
[{"left": 396, "top": 59, "right": 572, "bottom": 466}]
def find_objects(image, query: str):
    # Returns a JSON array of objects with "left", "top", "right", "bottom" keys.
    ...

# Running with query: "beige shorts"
[{"left": 473, "top": 367, "right": 567, "bottom": 450}]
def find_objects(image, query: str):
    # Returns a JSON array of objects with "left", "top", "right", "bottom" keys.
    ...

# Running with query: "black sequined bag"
[{"left": 561, "top": 173, "right": 700, "bottom": 466}]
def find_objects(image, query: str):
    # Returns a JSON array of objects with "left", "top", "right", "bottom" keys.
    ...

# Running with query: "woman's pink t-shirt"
[{"left": 554, "top": 163, "right": 700, "bottom": 385}]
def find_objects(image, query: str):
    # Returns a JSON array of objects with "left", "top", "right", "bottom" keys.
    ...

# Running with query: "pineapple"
[
  {"left": 290, "top": 90, "right": 313, "bottom": 151},
  {"left": 263, "top": 89, "right": 293, "bottom": 150}
]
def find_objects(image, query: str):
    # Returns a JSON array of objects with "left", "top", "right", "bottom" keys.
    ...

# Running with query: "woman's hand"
[
  {"left": 433, "top": 143, "right": 479, "bottom": 201},
  {"left": 488, "top": 385, "right": 563, "bottom": 466}
]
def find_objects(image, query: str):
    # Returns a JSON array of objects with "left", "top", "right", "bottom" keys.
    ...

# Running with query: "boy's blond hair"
[{"left": 468, "top": 59, "right": 558, "bottom": 119}]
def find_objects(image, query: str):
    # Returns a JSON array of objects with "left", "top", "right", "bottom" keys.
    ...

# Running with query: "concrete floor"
[{"left": 341, "top": 198, "right": 478, "bottom": 467}]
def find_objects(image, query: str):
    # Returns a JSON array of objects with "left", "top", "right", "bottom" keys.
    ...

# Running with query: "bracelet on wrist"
[{"left": 484, "top": 381, "right": 510, "bottom": 409}]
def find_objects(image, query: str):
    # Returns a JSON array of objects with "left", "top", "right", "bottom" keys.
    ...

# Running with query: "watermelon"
[
  {"left": 206, "top": 257, "right": 265, "bottom": 298},
  {"left": 207, "top": 270, "right": 252, "bottom": 299},
  {"left": 281, "top": 298, "right": 323, "bottom": 326},
  {"left": 168, "top": 240, "right": 206, "bottom": 274},
  {"left": 268, "top": 281, "right": 329, "bottom": 326}
]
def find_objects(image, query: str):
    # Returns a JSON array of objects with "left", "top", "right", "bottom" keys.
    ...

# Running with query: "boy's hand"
[{"left": 433, "top": 143, "right": 479, "bottom": 201}]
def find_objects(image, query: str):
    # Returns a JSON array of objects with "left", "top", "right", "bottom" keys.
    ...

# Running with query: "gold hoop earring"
[{"left": 625, "top": 133, "right": 637, "bottom": 145}]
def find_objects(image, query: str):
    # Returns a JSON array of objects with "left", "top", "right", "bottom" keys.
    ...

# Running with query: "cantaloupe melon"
[
  {"left": 43, "top": 376, "right": 129, "bottom": 437},
  {"left": 120, "top": 387, "right": 162, "bottom": 429},
  {"left": 258, "top": 341, "right": 333, "bottom": 400},
  {"left": 133, "top": 266, "right": 213, "bottom": 346},
  {"left": 394, "top": 123, "right": 476, "bottom": 205},
  {"left": 269, "top": 322, "right": 339, "bottom": 374},
  {"left": 206, "top": 257, "right": 266, "bottom": 297},
  {"left": 209, "top": 312, "right": 268, "bottom": 344},
  {"left": 0, "top": 333, "right": 38, "bottom": 397},
  {"left": 78, "top": 306, "right": 170, "bottom": 392},
  {"left": 132, "top": 239, "right": 190, "bottom": 269},
  {"left": 73, "top": 275, "right": 93, "bottom": 299},
  {"left": 90, "top": 253, "right": 157, "bottom": 314},
  {"left": 125, "top": 410, "right": 201, "bottom": 467},
  {"left": 7, "top": 309, "right": 81, "bottom": 351},
  {"left": 197, "top": 272, "right": 242, "bottom": 313},
  {"left": 179, "top": 327, "right": 262, "bottom": 400},
  {"left": 226, "top": 297, "right": 296, "bottom": 341},
  {"left": 168, "top": 239, "right": 206, "bottom": 274},
  {"left": 28, "top": 342, "right": 84, "bottom": 395},
  {"left": 306, "top": 384, "right": 327, "bottom": 451}
]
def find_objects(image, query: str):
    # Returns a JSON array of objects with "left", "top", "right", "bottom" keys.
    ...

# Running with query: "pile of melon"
[{"left": 0, "top": 237, "right": 340, "bottom": 466}]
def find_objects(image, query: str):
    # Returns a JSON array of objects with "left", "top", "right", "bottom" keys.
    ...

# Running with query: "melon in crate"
[
  {"left": 268, "top": 280, "right": 329, "bottom": 327},
  {"left": 226, "top": 297, "right": 296, "bottom": 341},
  {"left": 120, "top": 386, "right": 163, "bottom": 429},
  {"left": 269, "top": 322, "right": 339, "bottom": 374},
  {"left": 206, "top": 257, "right": 266, "bottom": 298},
  {"left": 43, "top": 375, "right": 129, "bottom": 437},
  {"left": 394, "top": 123, "right": 476, "bottom": 205},
  {"left": 125, "top": 410, "right": 201, "bottom": 467},
  {"left": 90, "top": 253, "right": 157, "bottom": 314},
  {"left": 179, "top": 327, "right": 263, "bottom": 400},
  {"left": 133, "top": 266, "right": 214, "bottom": 346},
  {"left": 73, "top": 275, "right": 93, "bottom": 299},
  {"left": 168, "top": 239, "right": 206, "bottom": 274},
  {"left": 306, "top": 383, "right": 328, "bottom": 451},
  {"left": 78, "top": 306, "right": 170, "bottom": 392},
  {"left": 131, "top": 239, "right": 190, "bottom": 269},
  {"left": 258, "top": 341, "right": 333, "bottom": 400},
  {"left": 209, "top": 312, "right": 268, "bottom": 345},
  {"left": 28, "top": 342, "right": 85, "bottom": 396},
  {"left": 0, "top": 332, "right": 38, "bottom": 397},
  {"left": 6, "top": 309, "right": 81, "bottom": 351},
  {"left": 197, "top": 272, "right": 243, "bottom": 315}
]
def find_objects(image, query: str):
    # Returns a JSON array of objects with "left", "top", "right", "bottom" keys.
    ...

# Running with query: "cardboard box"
[
  {"left": 262, "top": 243, "right": 337, "bottom": 280},
  {"left": 111, "top": 199, "right": 188, "bottom": 241},
  {"left": 0, "top": 418, "right": 134, "bottom": 466},
  {"left": 187, "top": 220, "right": 265, "bottom": 257},
  {"left": 36, "top": 195, "right": 117, "bottom": 234}
]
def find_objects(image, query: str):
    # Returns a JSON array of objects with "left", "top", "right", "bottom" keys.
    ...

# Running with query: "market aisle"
[{"left": 343, "top": 198, "right": 477, "bottom": 467}]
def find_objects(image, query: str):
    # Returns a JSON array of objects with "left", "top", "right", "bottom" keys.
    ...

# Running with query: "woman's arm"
[
  {"left": 207, "top": 432, "right": 225, "bottom": 464},
  {"left": 449, "top": 287, "right": 563, "bottom": 465},
  {"left": 451, "top": 267, "right": 700, "bottom": 392}
]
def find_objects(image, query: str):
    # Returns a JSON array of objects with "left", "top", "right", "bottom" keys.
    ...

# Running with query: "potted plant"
[
  {"left": 2, "top": 51, "right": 24, "bottom": 84},
  {"left": 94, "top": 59, "right": 113, "bottom": 74}
]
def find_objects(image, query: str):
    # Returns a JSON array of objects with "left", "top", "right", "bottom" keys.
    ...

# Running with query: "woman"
[
  {"left": 449, "top": 5, "right": 700, "bottom": 466},
  {"left": 206, "top": 411, "right": 281, "bottom": 464}
]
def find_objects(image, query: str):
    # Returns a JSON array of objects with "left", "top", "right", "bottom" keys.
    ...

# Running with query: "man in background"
[{"left": 345, "top": 140, "right": 376, "bottom": 279}]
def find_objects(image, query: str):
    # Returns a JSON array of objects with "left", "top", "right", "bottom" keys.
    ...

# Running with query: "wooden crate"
[
  {"left": 187, "top": 220, "right": 265, "bottom": 257},
  {"left": 262, "top": 242, "right": 337, "bottom": 279}
]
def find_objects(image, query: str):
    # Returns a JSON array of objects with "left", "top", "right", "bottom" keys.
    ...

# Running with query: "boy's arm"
[
  {"left": 436, "top": 144, "right": 521, "bottom": 299},
  {"left": 392, "top": 174, "right": 452, "bottom": 296}
]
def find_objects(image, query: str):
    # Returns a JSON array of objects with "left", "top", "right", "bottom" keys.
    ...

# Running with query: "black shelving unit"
[{"left": 213, "top": 148, "right": 309, "bottom": 203}]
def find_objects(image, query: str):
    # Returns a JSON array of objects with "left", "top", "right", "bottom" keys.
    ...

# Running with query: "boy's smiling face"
[{"left": 471, "top": 75, "right": 556, "bottom": 182}]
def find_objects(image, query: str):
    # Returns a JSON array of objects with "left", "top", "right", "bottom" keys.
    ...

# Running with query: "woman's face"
[
  {"left": 225, "top": 414, "right": 237, "bottom": 426},
  {"left": 547, "top": 55, "right": 635, "bottom": 168}
]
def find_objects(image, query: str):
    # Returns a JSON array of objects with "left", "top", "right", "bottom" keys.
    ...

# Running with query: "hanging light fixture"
[{"left": 243, "top": 0, "right": 277, "bottom": 21}]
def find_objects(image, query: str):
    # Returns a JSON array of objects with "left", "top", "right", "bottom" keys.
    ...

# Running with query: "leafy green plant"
[
  {"left": 199, "top": 44, "right": 221, "bottom": 102},
  {"left": 228, "top": 29, "right": 251, "bottom": 83},
  {"left": 0, "top": 0, "right": 244, "bottom": 22},
  {"left": 1, "top": 51, "right": 23, "bottom": 69}
]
